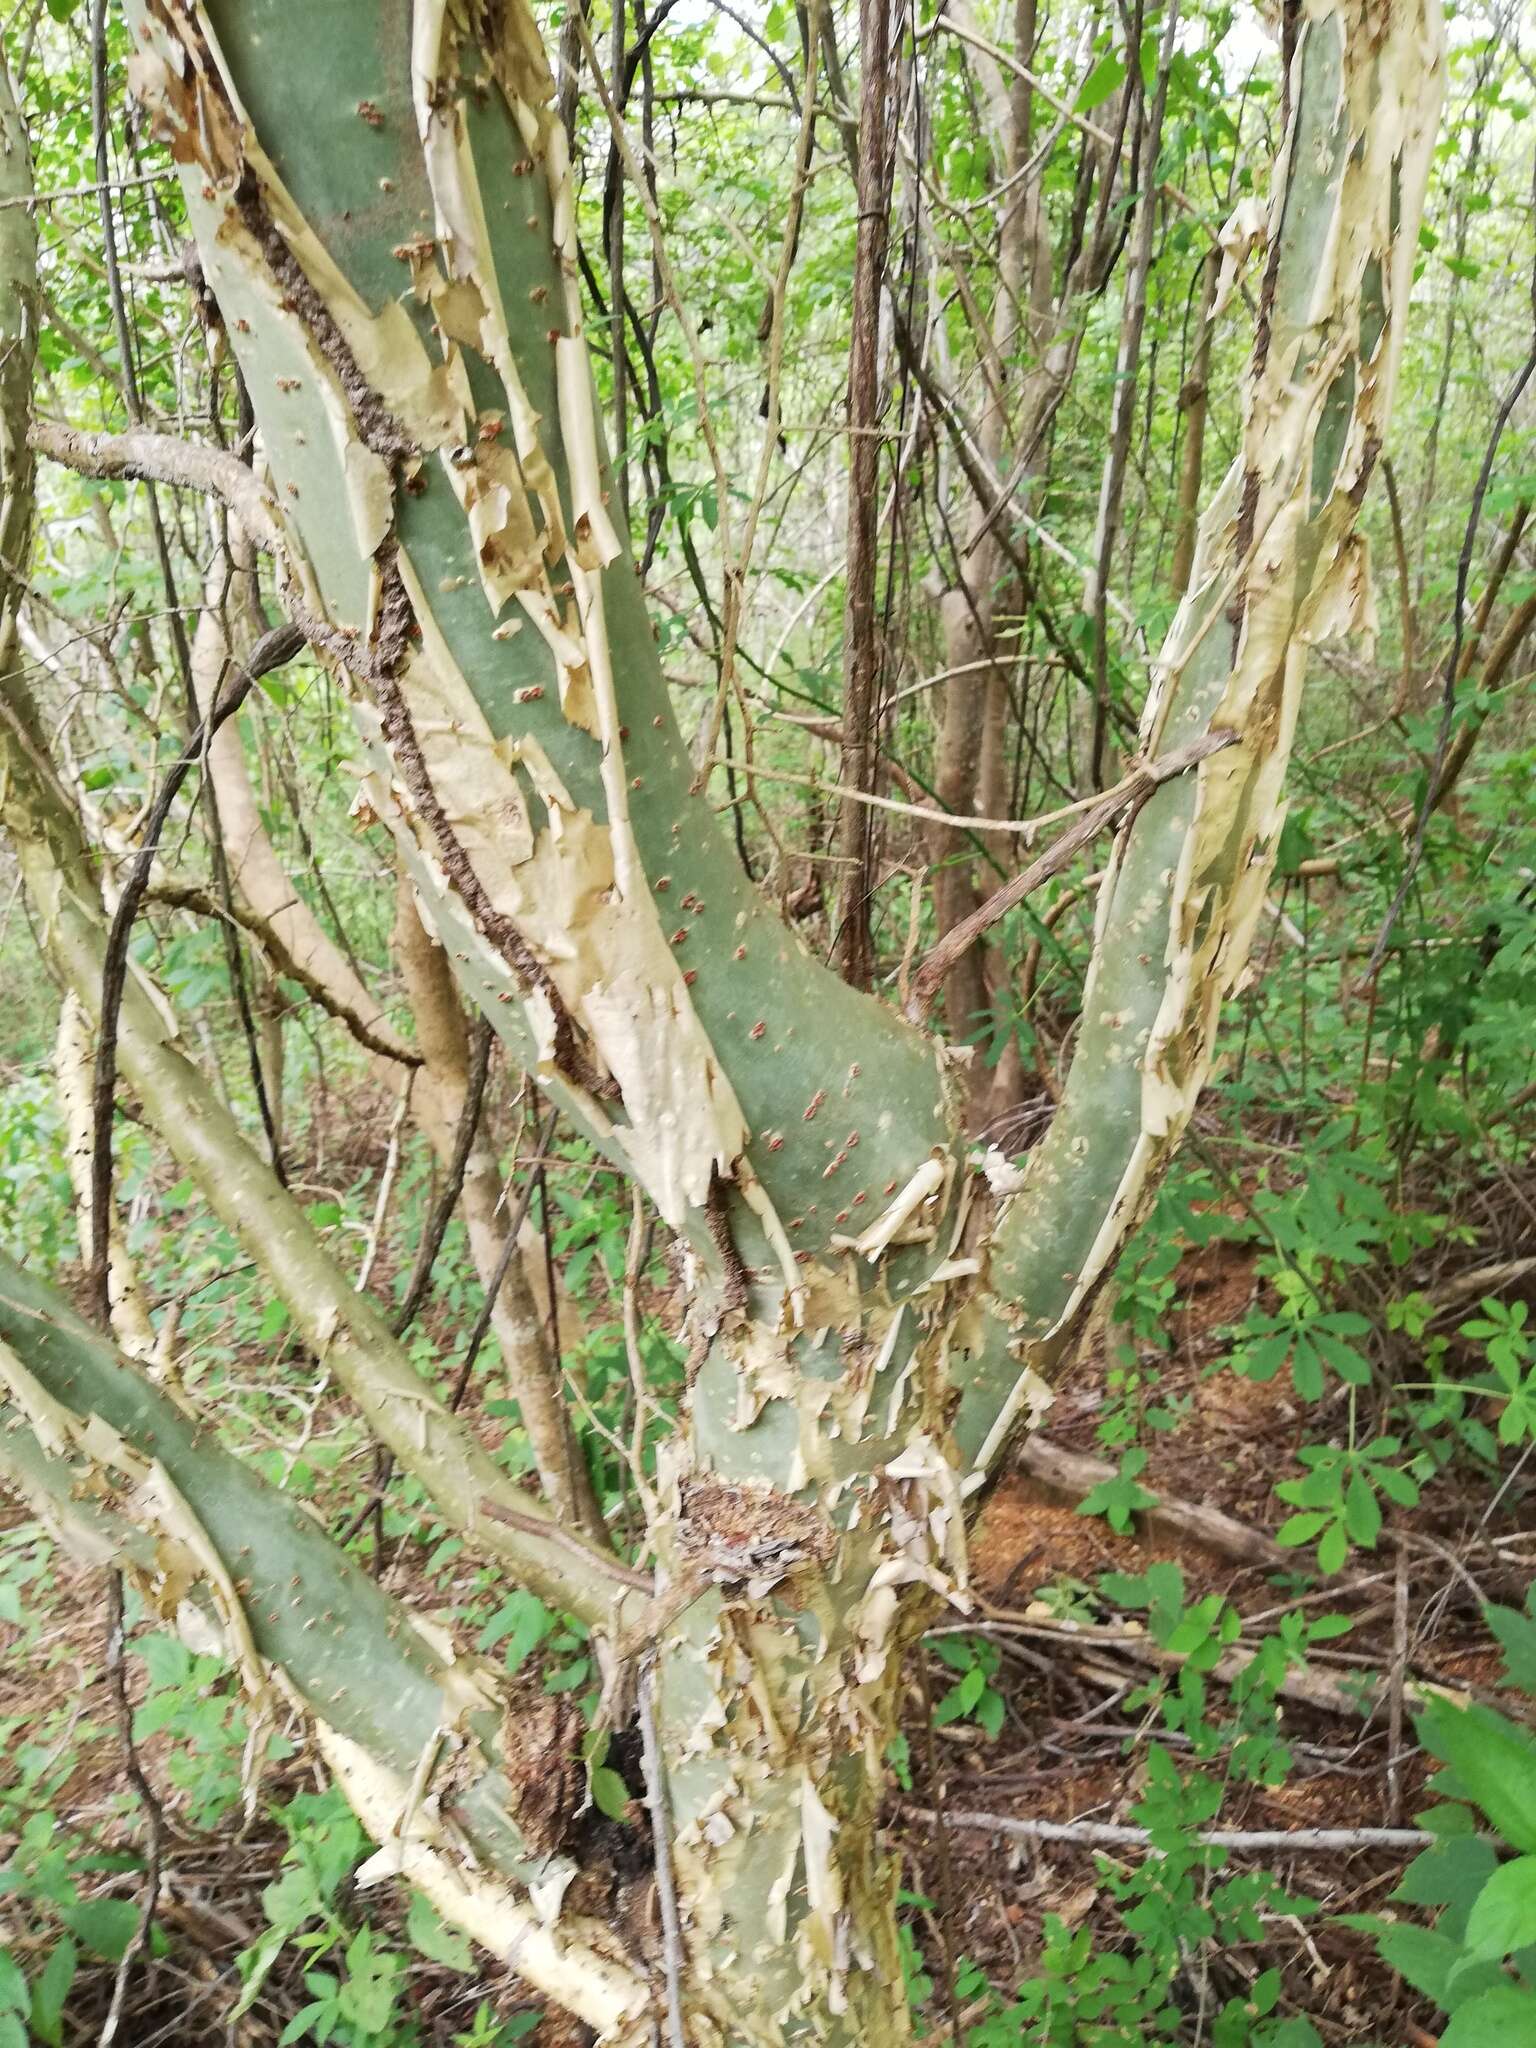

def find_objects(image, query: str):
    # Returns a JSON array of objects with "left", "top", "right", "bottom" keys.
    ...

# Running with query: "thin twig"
[
  {"left": 146, "top": 880, "right": 422, "bottom": 1068},
  {"left": 480, "top": 1498, "right": 652, "bottom": 1592},
  {"left": 1364, "top": 145, "right": 1536, "bottom": 979},
  {"left": 355, "top": 1081, "right": 412, "bottom": 1294},
  {"left": 0, "top": 165, "right": 175, "bottom": 208},
  {"left": 99, "top": 1572, "right": 167, "bottom": 2048},
  {"left": 390, "top": 1015, "right": 493, "bottom": 1337},
  {"left": 638, "top": 1657, "right": 688, "bottom": 2048},
  {"left": 445, "top": 1108, "right": 558, "bottom": 1413},
  {"left": 907, "top": 731, "right": 1234, "bottom": 1019},
  {"left": 87, "top": 622, "right": 305, "bottom": 1323}
]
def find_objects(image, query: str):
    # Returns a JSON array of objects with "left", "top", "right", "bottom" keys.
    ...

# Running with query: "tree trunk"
[{"left": 0, "top": 3, "right": 1446, "bottom": 2039}]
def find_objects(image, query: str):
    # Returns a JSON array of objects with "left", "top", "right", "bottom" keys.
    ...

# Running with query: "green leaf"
[
  {"left": 1395, "top": 1832, "right": 1500, "bottom": 1918},
  {"left": 479, "top": 1589, "right": 553, "bottom": 1674},
  {"left": 61, "top": 1898, "right": 139, "bottom": 1962},
  {"left": 29, "top": 1938, "right": 75, "bottom": 2048},
  {"left": 1419, "top": 1700, "right": 1536, "bottom": 1853},
  {"left": 975, "top": 1687, "right": 1006, "bottom": 1740},
  {"left": 1076, "top": 51, "right": 1126, "bottom": 111},
  {"left": 591, "top": 1767, "right": 635, "bottom": 1824},
  {"left": 279, "top": 1999, "right": 335, "bottom": 2047},
  {"left": 0, "top": 1955, "right": 24, "bottom": 2016},
  {"left": 1488, "top": 1598, "right": 1536, "bottom": 1693},
  {"left": 1342, "top": 1472, "right": 1382, "bottom": 1548},
  {"left": 1465, "top": 1855, "right": 1536, "bottom": 1957},
  {"left": 1442, "top": 1986, "right": 1536, "bottom": 2044},
  {"left": 1368, "top": 1923, "right": 1473, "bottom": 2006},
  {"left": 1308, "top": 1614, "right": 1353, "bottom": 1641}
]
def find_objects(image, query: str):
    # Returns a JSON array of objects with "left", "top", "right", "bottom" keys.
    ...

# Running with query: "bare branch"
[
  {"left": 28, "top": 418, "right": 286, "bottom": 555},
  {"left": 907, "top": 733, "right": 1234, "bottom": 1021}
]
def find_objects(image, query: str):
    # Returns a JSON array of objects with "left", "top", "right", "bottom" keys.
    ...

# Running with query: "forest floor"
[{"left": 4, "top": 1182, "right": 1532, "bottom": 2047}]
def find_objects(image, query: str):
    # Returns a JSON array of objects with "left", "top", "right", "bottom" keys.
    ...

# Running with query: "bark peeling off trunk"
[
  {"left": 958, "top": 0, "right": 1446, "bottom": 1469},
  {"left": 0, "top": 4, "right": 1445, "bottom": 2041},
  {"left": 0, "top": 690, "right": 622, "bottom": 1624},
  {"left": 0, "top": 1255, "right": 648, "bottom": 2034},
  {"left": 126, "top": 0, "right": 954, "bottom": 1275}
]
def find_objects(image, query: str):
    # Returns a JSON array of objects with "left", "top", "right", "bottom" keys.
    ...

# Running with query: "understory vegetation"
[{"left": 0, "top": 0, "right": 1533, "bottom": 2042}]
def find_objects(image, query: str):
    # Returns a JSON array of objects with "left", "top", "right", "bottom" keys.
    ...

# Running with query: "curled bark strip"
[{"left": 367, "top": 654, "right": 617, "bottom": 1104}]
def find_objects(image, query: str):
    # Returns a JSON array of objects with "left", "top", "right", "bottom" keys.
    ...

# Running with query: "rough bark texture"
[{"left": 0, "top": 5, "right": 1445, "bottom": 2041}]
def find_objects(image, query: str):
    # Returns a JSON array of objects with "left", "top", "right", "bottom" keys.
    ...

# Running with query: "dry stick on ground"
[
  {"left": 907, "top": 731, "right": 1234, "bottom": 1021},
  {"left": 1430, "top": 1253, "right": 1536, "bottom": 1316},
  {"left": 1009, "top": 1436, "right": 1289, "bottom": 1569},
  {"left": 834, "top": 0, "right": 897, "bottom": 988},
  {"left": 909, "top": 1808, "right": 1439, "bottom": 1855},
  {"left": 86, "top": 621, "right": 305, "bottom": 1324}
]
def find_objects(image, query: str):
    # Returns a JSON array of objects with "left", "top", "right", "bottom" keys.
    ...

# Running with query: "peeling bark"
[{"left": 0, "top": 5, "right": 1446, "bottom": 2041}]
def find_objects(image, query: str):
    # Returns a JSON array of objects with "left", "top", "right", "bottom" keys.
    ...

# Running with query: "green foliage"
[
  {"left": 1342, "top": 1595, "right": 1536, "bottom": 2041},
  {"left": 1075, "top": 1447, "right": 1159, "bottom": 1534},
  {"left": 904, "top": 1569, "right": 1358, "bottom": 2042},
  {"left": 929, "top": 1632, "right": 1007, "bottom": 1740}
]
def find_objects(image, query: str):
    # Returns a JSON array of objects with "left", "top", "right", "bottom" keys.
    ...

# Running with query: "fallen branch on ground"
[
  {"left": 910, "top": 1806, "right": 1438, "bottom": 1854},
  {"left": 1013, "top": 1435, "right": 1289, "bottom": 1569}
]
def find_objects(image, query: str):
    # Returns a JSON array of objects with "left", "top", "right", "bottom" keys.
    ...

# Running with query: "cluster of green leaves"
[
  {"left": 1344, "top": 1587, "right": 1536, "bottom": 2043},
  {"left": 0, "top": 1544, "right": 542, "bottom": 2046},
  {"left": 905, "top": 1564, "right": 1361, "bottom": 2043}
]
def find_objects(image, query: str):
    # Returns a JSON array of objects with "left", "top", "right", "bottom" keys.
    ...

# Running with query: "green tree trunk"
[{"left": 0, "top": 3, "right": 1445, "bottom": 2039}]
